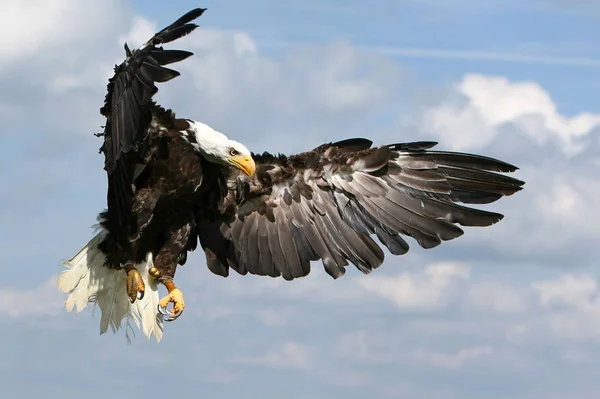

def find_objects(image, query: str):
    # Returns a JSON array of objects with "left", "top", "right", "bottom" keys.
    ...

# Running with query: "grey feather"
[{"left": 195, "top": 138, "right": 523, "bottom": 281}]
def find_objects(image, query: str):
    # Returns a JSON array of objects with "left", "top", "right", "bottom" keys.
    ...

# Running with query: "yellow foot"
[
  {"left": 158, "top": 282, "right": 185, "bottom": 322},
  {"left": 125, "top": 266, "right": 145, "bottom": 303}
]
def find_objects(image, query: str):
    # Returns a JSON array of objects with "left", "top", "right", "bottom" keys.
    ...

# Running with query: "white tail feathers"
[{"left": 57, "top": 230, "right": 164, "bottom": 343}]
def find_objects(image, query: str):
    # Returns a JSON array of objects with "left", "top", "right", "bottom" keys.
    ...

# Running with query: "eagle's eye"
[{"left": 229, "top": 148, "right": 239, "bottom": 156}]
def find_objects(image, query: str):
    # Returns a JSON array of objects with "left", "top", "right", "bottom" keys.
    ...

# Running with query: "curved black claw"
[
  {"left": 165, "top": 309, "right": 183, "bottom": 322},
  {"left": 158, "top": 305, "right": 168, "bottom": 316},
  {"left": 157, "top": 305, "right": 184, "bottom": 322},
  {"left": 137, "top": 290, "right": 145, "bottom": 301}
]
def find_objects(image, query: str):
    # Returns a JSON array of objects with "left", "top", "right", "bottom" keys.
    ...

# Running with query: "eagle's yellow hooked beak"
[{"left": 229, "top": 154, "right": 256, "bottom": 177}]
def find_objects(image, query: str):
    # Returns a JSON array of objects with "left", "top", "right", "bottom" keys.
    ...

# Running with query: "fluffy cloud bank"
[
  {"left": 422, "top": 74, "right": 600, "bottom": 155},
  {"left": 357, "top": 262, "right": 470, "bottom": 310}
]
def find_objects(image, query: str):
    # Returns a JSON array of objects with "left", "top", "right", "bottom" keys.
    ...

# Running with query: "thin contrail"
[
  {"left": 368, "top": 46, "right": 600, "bottom": 67},
  {"left": 265, "top": 41, "right": 600, "bottom": 68}
]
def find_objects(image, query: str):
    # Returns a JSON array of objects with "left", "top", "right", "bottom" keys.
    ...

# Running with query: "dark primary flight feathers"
[
  {"left": 193, "top": 138, "right": 524, "bottom": 281},
  {"left": 99, "top": 7, "right": 206, "bottom": 250}
]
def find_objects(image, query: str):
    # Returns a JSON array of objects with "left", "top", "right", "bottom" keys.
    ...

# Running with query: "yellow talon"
[
  {"left": 158, "top": 281, "right": 185, "bottom": 321},
  {"left": 125, "top": 266, "right": 145, "bottom": 303},
  {"left": 159, "top": 288, "right": 185, "bottom": 313}
]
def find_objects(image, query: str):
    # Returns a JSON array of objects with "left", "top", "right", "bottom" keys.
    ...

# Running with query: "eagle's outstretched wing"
[
  {"left": 99, "top": 8, "right": 206, "bottom": 248},
  {"left": 195, "top": 139, "right": 524, "bottom": 280}
]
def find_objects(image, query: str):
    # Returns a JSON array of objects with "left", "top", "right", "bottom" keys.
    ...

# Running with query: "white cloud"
[
  {"left": 356, "top": 262, "right": 470, "bottom": 310},
  {"left": 381, "top": 70, "right": 598, "bottom": 270},
  {"left": 538, "top": 181, "right": 581, "bottom": 218},
  {"left": 325, "top": 370, "right": 371, "bottom": 388},
  {"left": 334, "top": 331, "right": 397, "bottom": 364},
  {"left": 234, "top": 341, "right": 313, "bottom": 369},
  {"left": 0, "top": 0, "right": 127, "bottom": 70},
  {"left": 413, "top": 345, "right": 494, "bottom": 369},
  {"left": 368, "top": 45, "right": 600, "bottom": 67},
  {"left": 534, "top": 274, "right": 598, "bottom": 308},
  {"left": 118, "top": 15, "right": 157, "bottom": 50},
  {"left": 44, "top": 14, "right": 152, "bottom": 96},
  {"left": 202, "top": 306, "right": 237, "bottom": 321},
  {"left": 0, "top": 0, "right": 135, "bottom": 143},
  {"left": 561, "top": 347, "right": 598, "bottom": 365},
  {"left": 255, "top": 307, "right": 296, "bottom": 326},
  {"left": 0, "top": 277, "right": 63, "bottom": 318},
  {"left": 422, "top": 74, "right": 600, "bottom": 155},
  {"left": 203, "top": 264, "right": 372, "bottom": 305},
  {"left": 529, "top": 274, "right": 600, "bottom": 342},
  {"left": 175, "top": 32, "right": 401, "bottom": 116},
  {"left": 153, "top": 30, "right": 406, "bottom": 153},
  {"left": 534, "top": 175, "right": 600, "bottom": 239},
  {"left": 200, "top": 305, "right": 295, "bottom": 326},
  {"left": 466, "top": 282, "right": 528, "bottom": 314}
]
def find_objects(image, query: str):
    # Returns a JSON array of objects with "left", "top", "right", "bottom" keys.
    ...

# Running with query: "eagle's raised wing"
[
  {"left": 195, "top": 138, "right": 524, "bottom": 280},
  {"left": 99, "top": 8, "right": 205, "bottom": 248}
]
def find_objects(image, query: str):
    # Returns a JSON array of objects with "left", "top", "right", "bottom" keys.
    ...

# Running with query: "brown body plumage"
[{"left": 97, "top": 107, "right": 203, "bottom": 279}]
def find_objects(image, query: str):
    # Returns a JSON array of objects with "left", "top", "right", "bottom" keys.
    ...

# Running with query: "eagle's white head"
[{"left": 183, "top": 120, "right": 256, "bottom": 177}]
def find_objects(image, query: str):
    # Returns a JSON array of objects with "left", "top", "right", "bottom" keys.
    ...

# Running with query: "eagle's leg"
[
  {"left": 122, "top": 185, "right": 159, "bottom": 303},
  {"left": 148, "top": 222, "right": 192, "bottom": 321},
  {"left": 124, "top": 263, "right": 145, "bottom": 303},
  {"left": 101, "top": 234, "right": 145, "bottom": 303}
]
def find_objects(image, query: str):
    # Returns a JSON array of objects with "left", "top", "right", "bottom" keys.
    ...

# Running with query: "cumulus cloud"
[
  {"left": 534, "top": 174, "right": 600, "bottom": 240},
  {"left": 356, "top": 262, "right": 470, "bottom": 311},
  {"left": 255, "top": 307, "right": 296, "bottom": 326},
  {"left": 530, "top": 274, "right": 600, "bottom": 342},
  {"left": 234, "top": 341, "right": 313, "bottom": 369},
  {"left": 412, "top": 345, "right": 494, "bottom": 369},
  {"left": 535, "top": 274, "right": 598, "bottom": 307},
  {"left": 390, "top": 272, "right": 600, "bottom": 348},
  {"left": 0, "top": 0, "right": 128, "bottom": 70},
  {"left": 334, "top": 331, "right": 397, "bottom": 364},
  {"left": 481, "top": 168, "right": 600, "bottom": 266},
  {"left": 200, "top": 305, "right": 295, "bottom": 326},
  {"left": 0, "top": 277, "right": 63, "bottom": 318},
  {"left": 422, "top": 74, "right": 600, "bottom": 155},
  {"left": 408, "top": 73, "right": 600, "bottom": 268},
  {"left": 152, "top": 27, "right": 407, "bottom": 153},
  {"left": 561, "top": 347, "right": 599, "bottom": 365},
  {"left": 466, "top": 281, "right": 528, "bottom": 314}
]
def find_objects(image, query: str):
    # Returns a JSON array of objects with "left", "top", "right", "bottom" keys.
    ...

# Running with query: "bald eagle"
[{"left": 57, "top": 8, "right": 524, "bottom": 342}]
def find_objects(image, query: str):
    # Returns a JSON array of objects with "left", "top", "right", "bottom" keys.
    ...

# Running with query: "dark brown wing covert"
[{"left": 194, "top": 139, "right": 524, "bottom": 280}]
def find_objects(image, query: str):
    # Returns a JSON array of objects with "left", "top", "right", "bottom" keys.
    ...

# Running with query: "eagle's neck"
[{"left": 180, "top": 120, "right": 230, "bottom": 165}]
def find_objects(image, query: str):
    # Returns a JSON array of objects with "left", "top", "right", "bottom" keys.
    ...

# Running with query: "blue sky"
[{"left": 1, "top": 1, "right": 600, "bottom": 398}]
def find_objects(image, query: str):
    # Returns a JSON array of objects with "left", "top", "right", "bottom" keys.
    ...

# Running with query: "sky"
[{"left": 1, "top": 0, "right": 599, "bottom": 398}]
